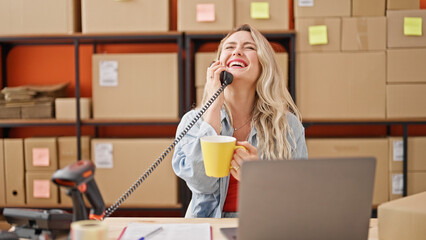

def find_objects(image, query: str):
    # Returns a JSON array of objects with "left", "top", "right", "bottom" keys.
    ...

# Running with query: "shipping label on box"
[
  {"left": 4, "top": 139, "right": 26, "bottom": 205},
  {"left": 235, "top": 0, "right": 289, "bottom": 31},
  {"left": 82, "top": 0, "right": 168, "bottom": 33},
  {"left": 24, "top": 138, "right": 58, "bottom": 171},
  {"left": 296, "top": 52, "right": 386, "bottom": 120},
  {"left": 307, "top": 138, "right": 389, "bottom": 205},
  {"left": 341, "top": 17, "right": 386, "bottom": 51},
  {"left": 178, "top": 0, "right": 234, "bottom": 32},
  {"left": 294, "top": 0, "right": 351, "bottom": 17},
  {"left": 26, "top": 171, "right": 58, "bottom": 205},
  {"left": 295, "top": 18, "right": 341, "bottom": 52},
  {"left": 387, "top": 10, "right": 426, "bottom": 48},
  {"left": 91, "top": 138, "right": 178, "bottom": 207},
  {"left": 92, "top": 53, "right": 179, "bottom": 120}
]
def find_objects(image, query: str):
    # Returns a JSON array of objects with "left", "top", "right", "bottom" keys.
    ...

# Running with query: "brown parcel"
[
  {"left": 0, "top": 140, "right": 5, "bottom": 206},
  {"left": 178, "top": 0, "right": 234, "bottom": 32},
  {"left": 82, "top": 0, "right": 168, "bottom": 33},
  {"left": 0, "top": 0, "right": 80, "bottom": 35},
  {"left": 387, "top": 10, "right": 426, "bottom": 48},
  {"left": 387, "top": 48, "right": 426, "bottom": 83},
  {"left": 235, "top": 0, "right": 289, "bottom": 31},
  {"left": 26, "top": 171, "right": 58, "bottom": 205},
  {"left": 24, "top": 138, "right": 58, "bottom": 172},
  {"left": 295, "top": 17, "right": 341, "bottom": 52},
  {"left": 4, "top": 139, "right": 25, "bottom": 205},
  {"left": 388, "top": 137, "right": 426, "bottom": 172},
  {"left": 306, "top": 138, "right": 389, "bottom": 206},
  {"left": 341, "top": 17, "right": 386, "bottom": 51},
  {"left": 296, "top": 52, "right": 386, "bottom": 120},
  {"left": 387, "top": 0, "right": 420, "bottom": 10},
  {"left": 294, "top": 0, "right": 350, "bottom": 18},
  {"left": 352, "top": 0, "right": 386, "bottom": 16},
  {"left": 55, "top": 98, "right": 92, "bottom": 120},
  {"left": 386, "top": 84, "right": 426, "bottom": 119},
  {"left": 390, "top": 171, "right": 426, "bottom": 200},
  {"left": 378, "top": 191, "right": 426, "bottom": 240},
  {"left": 92, "top": 53, "right": 178, "bottom": 119},
  {"left": 91, "top": 139, "right": 178, "bottom": 207}
]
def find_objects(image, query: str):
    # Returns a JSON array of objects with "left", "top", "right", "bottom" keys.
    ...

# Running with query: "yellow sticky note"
[
  {"left": 33, "top": 179, "right": 50, "bottom": 198},
  {"left": 308, "top": 25, "right": 328, "bottom": 45},
  {"left": 404, "top": 17, "right": 423, "bottom": 36},
  {"left": 196, "top": 3, "right": 215, "bottom": 22},
  {"left": 251, "top": 2, "right": 270, "bottom": 19},
  {"left": 32, "top": 148, "right": 50, "bottom": 166}
]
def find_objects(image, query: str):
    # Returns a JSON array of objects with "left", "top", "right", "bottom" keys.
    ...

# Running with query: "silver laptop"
[{"left": 222, "top": 157, "right": 376, "bottom": 240}]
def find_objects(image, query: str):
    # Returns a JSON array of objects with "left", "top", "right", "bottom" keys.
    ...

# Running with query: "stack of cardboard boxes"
[
  {"left": 178, "top": 0, "right": 290, "bottom": 32},
  {"left": 297, "top": 0, "right": 426, "bottom": 206}
]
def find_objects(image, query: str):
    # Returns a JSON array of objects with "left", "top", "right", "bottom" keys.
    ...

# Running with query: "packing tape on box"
[{"left": 71, "top": 220, "right": 108, "bottom": 240}]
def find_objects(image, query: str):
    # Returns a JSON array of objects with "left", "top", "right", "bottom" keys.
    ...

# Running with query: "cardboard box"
[
  {"left": 24, "top": 138, "right": 58, "bottom": 171},
  {"left": 387, "top": 48, "right": 426, "bottom": 83},
  {"left": 296, "top": 52, "right": 386, "bottom": 120},
  {"left": 378, "top": 191, "right": 426, "bottom": 240},
  {"left": 0, "top": 140, "right": 5, "bottom": 206},
  {"left": 178, "top": 0, "right": 234, "bottom": 32},
  {"left": 352, "top": 0, "right": 386, "bottom": 16},
  {"left": 341, "top": 17, "right": 386, "bottom": 51},
  {"left": 0, "top": 0, "right": 80, "bottom": 35},
  {"left": 389, "top": 137, "right": 426, "bottom": 172},
  {"left": 387, "top": 0, "right": 420, "bottom": 10},
  {"left": 4, "top": 139, "right": 25, "bottom": 205},
  {"left": 387, "top": 10, "right": 426, "bottom": 48},
  {"left": 21, "top": 100, "right": 53, "bottom": 119},
  {"left": 25, "top": 171, "right": 58, "bottom": 205},
  {"left": 55, "top": 98, "right": 92, "bottom": 120},
  {"left": 306, "top": 138, "right": 389, "bottom": 205},
  {"left": 196, "top": 86, "right": 205, "bottom": 107},
  {"left": 294, "top": 0, "right": 350, "bottom": 18},
  {"left": 235, "top": 0, "right": 289, "bottom": 31},
  {"left": 82, "top": 0, "right": 168, "bottom": 33},
  {"left": 0, "top": 105, "right": 20, "bottom": 119},
  {"left": 295, "top": 18, "right": 341, "bottom": 52},
  {"left": 92, "top": 53, "right": 179, "bottom": 119},
  {"left": 408, "top": 172, "right": 426, "bottom": 195},
  {"left": 91, "top": 138, "right": 178, "bottom": 207},
  {"left": 386, "top": 84, "right": 426, "bottom": 119},
  {"left": 58, "top": 136, "right": 91, "bottom": 169}
]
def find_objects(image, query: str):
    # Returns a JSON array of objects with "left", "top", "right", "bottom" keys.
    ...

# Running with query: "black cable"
[{"left": 103, "top": 80, "right": 230, "bottom": 219}]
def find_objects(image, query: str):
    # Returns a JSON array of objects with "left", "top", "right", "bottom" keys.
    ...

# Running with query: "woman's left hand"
[{"left": 230, "top": 141, "right": 259, "bottom": 181}]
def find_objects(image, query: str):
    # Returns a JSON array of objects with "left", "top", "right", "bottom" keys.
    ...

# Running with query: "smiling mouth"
[{"left": 228, "top": 60, "right": 247, "bottom": 68}]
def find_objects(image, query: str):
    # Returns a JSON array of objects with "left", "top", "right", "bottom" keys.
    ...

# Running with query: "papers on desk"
[{"left": 118, "top": 222, "right": 211, "bottom": 240}]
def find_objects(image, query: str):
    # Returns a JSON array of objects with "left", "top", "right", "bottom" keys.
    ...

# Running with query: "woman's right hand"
[{"left": 203, "top": 61, "right": 227, "bottom": 134}]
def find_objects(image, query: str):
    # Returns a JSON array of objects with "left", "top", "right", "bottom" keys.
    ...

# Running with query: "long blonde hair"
[{"left": 202, "top": 24, "right": 302, "bottom": 159}]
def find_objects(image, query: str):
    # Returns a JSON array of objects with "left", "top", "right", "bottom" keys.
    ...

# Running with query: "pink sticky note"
[
  {"left": 33, "top": 180, "right": 50, "bottom": 198},
  {"left": 196, "top": 3, "right": 215, "bottom": 22},
  {"left": 32, "top": 148, "right": 50, "bottom": 166}
]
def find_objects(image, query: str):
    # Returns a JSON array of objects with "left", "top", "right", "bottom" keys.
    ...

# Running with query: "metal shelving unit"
[{"left": 0, "top": 32, "right": 188, "bottom": 215}]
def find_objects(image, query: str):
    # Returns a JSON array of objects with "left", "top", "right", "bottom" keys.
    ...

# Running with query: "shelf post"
[{"left": 74, "top": 38, "right": 82, "bottom": 160}]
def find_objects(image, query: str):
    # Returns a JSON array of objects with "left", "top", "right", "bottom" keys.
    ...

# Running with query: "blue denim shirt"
[{"left": 172, "top": 108, "right": 308, "bottom": 218}]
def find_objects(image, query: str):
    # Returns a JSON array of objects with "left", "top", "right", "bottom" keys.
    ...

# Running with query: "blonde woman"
[{"left": 172, "top": 24, "right": 307, "bottom": 218}]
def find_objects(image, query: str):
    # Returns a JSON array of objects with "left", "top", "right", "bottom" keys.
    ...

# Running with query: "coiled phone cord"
[{"left": 103, "top": 80, "right": 231, "bottom": 219}]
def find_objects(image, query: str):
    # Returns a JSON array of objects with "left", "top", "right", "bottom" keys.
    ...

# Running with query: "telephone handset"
[{"left": 103, "top": 71, "right": 233, "bottom": 218}]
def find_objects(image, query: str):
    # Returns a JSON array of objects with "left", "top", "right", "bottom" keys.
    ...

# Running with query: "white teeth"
[{"left": 230, "top": 61, "right": 246, "bottom": 67}]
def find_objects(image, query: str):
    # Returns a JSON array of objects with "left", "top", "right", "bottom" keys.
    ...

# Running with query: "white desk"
[{"left": 104, "top": 217, "right": 378, "bottom": 240}]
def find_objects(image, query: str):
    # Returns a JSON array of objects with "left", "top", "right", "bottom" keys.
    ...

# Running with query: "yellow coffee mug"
[{"left": 200, "top": 135, "right": 246, "bottom": 178}]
